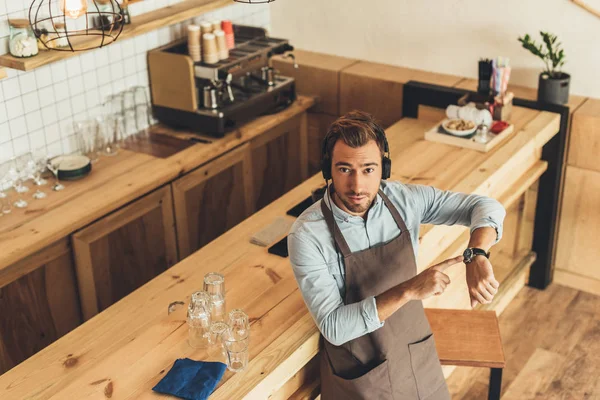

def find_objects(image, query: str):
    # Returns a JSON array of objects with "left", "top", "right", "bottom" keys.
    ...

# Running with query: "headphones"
[{"left": 320, "top": 123, "right": 392, "bottom": 181}]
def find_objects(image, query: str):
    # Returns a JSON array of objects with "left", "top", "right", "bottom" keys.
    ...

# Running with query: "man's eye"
[
  {"left": 365, "top": 168, "right": 375, "bottom": 173},
  {"left": 339, "top": 168, "right": 350, "bottom": 173}
]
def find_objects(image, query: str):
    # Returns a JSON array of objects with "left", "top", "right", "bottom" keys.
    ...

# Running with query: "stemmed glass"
[
  {"left": 9, "top": 154, "right": 33, "bottom": 208},
  {"left": 11, "top": 153, "right": 32, "bottom": 194},
  {"left": 0, "top": 196, "right": 10, "bottom": 215},
  {"left": 31, "top": 149, "right": 49, "bottom": 199},
  {"left": 47, "top": 157, "right": 65, "bottom": 191}
]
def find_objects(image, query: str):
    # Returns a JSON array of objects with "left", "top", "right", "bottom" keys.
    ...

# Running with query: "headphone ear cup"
[
  {"left": 382, "top": 156, "right": 391, "bottom": 179},
  {"left": 321, "top": 157, "right": 332, "bottom": 180}
]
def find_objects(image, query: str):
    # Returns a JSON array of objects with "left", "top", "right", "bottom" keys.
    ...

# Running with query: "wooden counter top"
[
  {"left": 0, "top": 106, "right": 559, "bottom": 399},
  {"left": 0, "top": 96, "right": 315, "bottom": 285}
]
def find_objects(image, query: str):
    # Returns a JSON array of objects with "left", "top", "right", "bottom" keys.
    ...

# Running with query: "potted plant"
[{"left": 518, "top": 31, "right": 569, "bottom": 105}]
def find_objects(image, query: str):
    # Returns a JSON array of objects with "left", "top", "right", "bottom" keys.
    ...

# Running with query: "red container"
[{"left": 221, "top": 20, "right": 235, "bottom": 50}]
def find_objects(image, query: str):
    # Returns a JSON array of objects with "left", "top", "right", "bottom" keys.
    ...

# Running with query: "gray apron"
[{"left": 319, "top": 188, "right": 450, "bottom": 400}]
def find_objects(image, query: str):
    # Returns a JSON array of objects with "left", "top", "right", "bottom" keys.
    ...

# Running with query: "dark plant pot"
[{"left": 537, "top": 72, "right": 570, "bottom": 105}]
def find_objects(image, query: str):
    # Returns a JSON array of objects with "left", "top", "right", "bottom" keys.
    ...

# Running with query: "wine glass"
[
  {"left": 11, "top": 153, "right": 33, "bottom": 194},
  {"left": 47, "top": 157, "right": 65, "bottom": 191},
  {"left": 31, "top": 149, "right": 49, "bottom": 199}
]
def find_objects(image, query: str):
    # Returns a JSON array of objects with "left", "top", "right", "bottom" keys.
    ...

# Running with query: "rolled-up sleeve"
[
  {"left": 405, "top": 183, "right": 506, "bottom": 244},
  {"left": 288, "top": 230, "right": 384, "bottom": 346}
]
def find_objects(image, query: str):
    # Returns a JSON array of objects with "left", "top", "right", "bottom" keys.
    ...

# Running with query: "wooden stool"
[{"left": 425, "top": 308, "right": 506, "bottom": 400}]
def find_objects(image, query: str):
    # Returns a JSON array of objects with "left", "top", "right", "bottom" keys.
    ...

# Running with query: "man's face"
[{"left": 330, "top": 139, "right": 382, "bottom": 217}]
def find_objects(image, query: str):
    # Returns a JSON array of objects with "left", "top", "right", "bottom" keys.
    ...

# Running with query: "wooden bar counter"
[{"left": 0, "top": 103, "right": 560, "bottom": 399}]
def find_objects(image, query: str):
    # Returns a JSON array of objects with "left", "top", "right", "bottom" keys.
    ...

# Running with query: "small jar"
[
  {"left": 95, "top": 0, "right": 117, "bottom": 30},
  {"left": 9, "top": 19, "right": 39, "bottom": 58},
  {"left": 53, "top": 22, "right": 69, "bottom": 48}
]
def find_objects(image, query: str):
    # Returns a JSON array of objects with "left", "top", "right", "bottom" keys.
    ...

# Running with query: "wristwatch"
[{"left": 463, "top": 247, "right": 490, "bottom": 263}]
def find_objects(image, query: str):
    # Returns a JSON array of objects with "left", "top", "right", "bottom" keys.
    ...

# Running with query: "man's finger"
[
  {"left": 479, "top": 286, "right": 494, "bottom": 302},
  {"left": 485, "top": 282, "right": 498, "bottom": 295},
  {"left": 470, "top": 296, "right": 478, "bottom": 309},
  {"left": 432, "top": 255, "right": 464, "bottom": 272},
  {"left": 489, "top": 278, "right": 500, "bottom": 289}
]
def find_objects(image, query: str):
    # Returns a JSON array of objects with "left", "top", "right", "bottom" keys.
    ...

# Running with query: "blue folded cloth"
[{"left": 152, "top": 358, "right": 227, "bottom": 400}]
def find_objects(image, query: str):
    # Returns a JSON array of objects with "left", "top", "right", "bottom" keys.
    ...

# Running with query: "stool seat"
[{"left": 425, "top": 308, "right": 506, "bottom": 369}]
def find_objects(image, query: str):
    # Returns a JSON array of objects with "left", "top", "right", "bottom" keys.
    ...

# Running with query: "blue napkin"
[{"left": 152, "top": 358, "right": 227, "bottom": 400}]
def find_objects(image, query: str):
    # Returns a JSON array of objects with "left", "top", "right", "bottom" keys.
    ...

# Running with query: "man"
[{"left": 288, "top": 111, "right": 505, "bottom": 399}]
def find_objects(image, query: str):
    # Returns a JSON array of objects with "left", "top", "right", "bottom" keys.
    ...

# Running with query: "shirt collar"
[{"left": 323, "top": 183, "right": 381, "bottom": 223}]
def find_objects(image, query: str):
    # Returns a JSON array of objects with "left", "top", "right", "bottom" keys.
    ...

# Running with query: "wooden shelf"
[{"left": 0, "top": 0, "right": 230, "bottom": 72}]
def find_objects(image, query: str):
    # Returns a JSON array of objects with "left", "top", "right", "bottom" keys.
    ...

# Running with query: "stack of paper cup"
[
  {"left": 200, "top": 22, "right": 213, "bottom": 34},
  {"left": 214, "top": 30, "right": 229, "bottom": 60},
  {"left": 202, "top": 33, "right": 219, "bottom": 64},
  {"left": 221, "top": 20, "right": 235, "bottom": 49},
  {"left": 188, "top": 25, "right": 201, "bottom": 62},
  {"left": 212, "top": 20, "right": 221, "bottom": 32}
]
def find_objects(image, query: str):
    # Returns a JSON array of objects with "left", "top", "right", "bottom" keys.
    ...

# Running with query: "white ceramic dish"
[{"left": 441, "top": 119, "right": 477, "bottom": 137}]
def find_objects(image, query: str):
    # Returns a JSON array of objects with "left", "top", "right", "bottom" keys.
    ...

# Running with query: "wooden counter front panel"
[
  {"left": 308, "top": 113, "right": 337, "bottom": 176},
  {"left": 72, "top": 185, "right": 178, "bottom": 320},
  {"left": 172, "top": 144, "right": 254, "bottom": 259},
  {"left": 250, "top": 113, "right": 308, "bottom": 211},
  {"left": 0, "top": 239, "right": 82, "bottom": 375}
]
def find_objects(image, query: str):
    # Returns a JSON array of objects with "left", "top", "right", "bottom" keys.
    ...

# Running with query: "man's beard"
[{"left": 336, "top": 191, "right": 374, "bottom": 214}]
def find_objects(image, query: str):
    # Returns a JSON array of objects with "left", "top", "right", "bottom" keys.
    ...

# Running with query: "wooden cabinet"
[
  {"left": 72, "top": 185, "right": 178, "bottom": 320},
  {"left": 0, "top": 239, "right": 82, "bottom": 375},
  {"left": 250, "top": 113, "right": 309, "bottom": 211},
  {"left": 172, "top": 144, "right": 254, "bottom": 259}
]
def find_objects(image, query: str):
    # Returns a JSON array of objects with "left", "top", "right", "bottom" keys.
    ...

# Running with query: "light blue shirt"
[{"left": 287, "top": 180, "right": 506, "bottom": 346}]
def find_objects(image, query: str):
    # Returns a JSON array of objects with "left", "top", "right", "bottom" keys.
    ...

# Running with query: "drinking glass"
[
  {"left": 228, "top": 309, "right": 250, "bottom": 340},
  {"left": 101, "top": 116, "right": 124, "bottom": 156},
  {"left": 208, "top": 321, "right": 229, "bottom": 360},
  {"left": 31, "top": 148, "right": 49, "bottom": 199},
  {"left": 187, "top": 291, "right": 212, "bottom": 349},
  {"left": 0, "top": 196, "right": 11, "bottom": 215},
  {"left": 47, "top": 157, "right": 65, "bottom": 191},
  {"left": 0, "top": 160, "right": 11, "bottom": 199},
  {"left": 123, "top": 109, "right": 138, "bottom": 139},
  {"left": 11, "top": 153, "right": 33, "bottom": 194},
  {"left": 74, "top": 119, "right": 102, "bottom": 163},
  {"left": 135, "top": 104, "right": 151, "bottom": 138},
  {"left": 203, "top": 272, "right": 226, "bottom": 322},
  {"left": 222, "top": 330, "right": 249, "bottom": 372}
]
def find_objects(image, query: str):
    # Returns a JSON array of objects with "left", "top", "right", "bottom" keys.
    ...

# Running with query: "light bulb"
[{"left": 60, "top": 0, "right": 88, "bottom": 19}]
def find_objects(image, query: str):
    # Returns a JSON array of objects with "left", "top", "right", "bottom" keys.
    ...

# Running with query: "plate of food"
[{"left": 441, "top": 119, "right": 477, "bottom": 137}]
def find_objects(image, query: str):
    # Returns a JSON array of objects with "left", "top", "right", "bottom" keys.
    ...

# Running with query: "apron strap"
[
  {"left": 378, "top": 189, "right": 410, "bottom": 233},
  {"left": 320, "top": 197, "right": 353, "bottom": 257}
]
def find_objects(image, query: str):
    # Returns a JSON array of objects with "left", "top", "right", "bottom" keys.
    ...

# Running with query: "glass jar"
[
  {"left": 9, "top": 19, "right": 39, "bottom": 58},
  {"left": 53, "top": 22, "right": 69, "bottom": 48}
]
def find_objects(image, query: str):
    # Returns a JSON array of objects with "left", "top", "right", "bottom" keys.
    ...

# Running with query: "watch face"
[{"left": 463, "top": 248, "right": 473, "bottom": 262}]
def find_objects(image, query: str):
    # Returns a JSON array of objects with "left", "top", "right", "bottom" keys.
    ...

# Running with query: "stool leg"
[{"left": 488, "top": 368, "right": 503, "bottom": 400}]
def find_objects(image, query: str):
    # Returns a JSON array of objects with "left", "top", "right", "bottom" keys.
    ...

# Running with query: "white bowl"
[{"left": 441, "top": 119, "right": 477, "bottom": 137}]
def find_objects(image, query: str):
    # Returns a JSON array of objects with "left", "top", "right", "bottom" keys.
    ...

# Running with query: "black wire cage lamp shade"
[{"left": 29, "top": 0, "right": 124, "bottom": 52}]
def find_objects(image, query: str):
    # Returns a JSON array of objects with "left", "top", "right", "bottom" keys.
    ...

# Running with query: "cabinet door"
[
  {"left": 172, "top": 144, "right": 254, "bottom": 259},
  {"left": 0, "top": 239, "right": 82, "bottom": 375},
  {"left": 250, "top": 113, "right": 308, "bottom": 211},
  {"left": 72, "top": 185, "right": 177, "bottom": 320}
]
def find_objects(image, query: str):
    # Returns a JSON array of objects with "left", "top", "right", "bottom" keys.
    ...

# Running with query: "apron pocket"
[
  {"left": 408, "top": 333, "right": 446, "bottom": 400},
  {"left": 329, "top": 358, "right": 393, "bottom": 399}
]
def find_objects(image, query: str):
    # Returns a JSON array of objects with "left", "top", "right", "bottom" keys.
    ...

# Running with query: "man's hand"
[
  {"left": 466, "top": 255, "right": 499, "bottom": 308},
  {"left": 403, "top": 255, "right": 464, "bottom": 300}
]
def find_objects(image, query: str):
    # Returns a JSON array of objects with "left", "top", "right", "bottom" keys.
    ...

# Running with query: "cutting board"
[{"left": 424, "top": 120, "right": 514, "bottom": 153}]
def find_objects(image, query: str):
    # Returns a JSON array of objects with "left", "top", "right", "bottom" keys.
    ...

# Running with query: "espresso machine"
[{"left": 148, "top": 25, "right": 298, "bottom": 137}]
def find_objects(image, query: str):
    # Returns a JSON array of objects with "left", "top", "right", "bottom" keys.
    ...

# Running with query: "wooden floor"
[{"left": 446, "top": 283, "right": 600, "bottom": 399}]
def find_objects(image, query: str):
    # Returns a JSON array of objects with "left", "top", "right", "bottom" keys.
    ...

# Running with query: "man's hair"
[{"left": 323, "top": 110, "right": 386, "bottom": 161}]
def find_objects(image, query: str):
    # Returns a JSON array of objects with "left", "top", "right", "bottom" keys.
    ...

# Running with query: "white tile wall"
[{"left": 0, "top": 0, "right": 272, "bottom": 163}]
